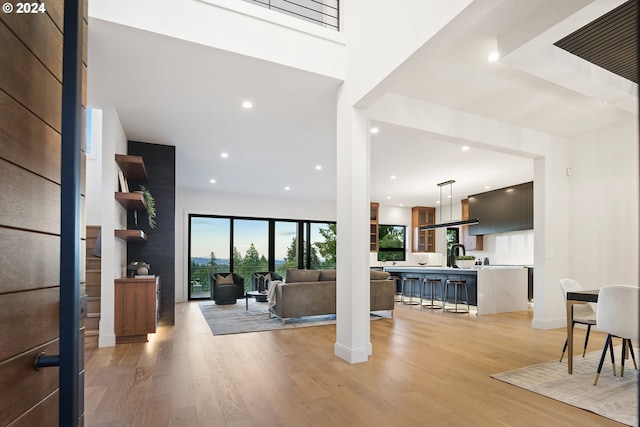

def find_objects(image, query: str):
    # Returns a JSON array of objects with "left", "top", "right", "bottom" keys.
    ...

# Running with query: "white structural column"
[{"left": 334, "top": 84, "right": 372, "bottom": 363}]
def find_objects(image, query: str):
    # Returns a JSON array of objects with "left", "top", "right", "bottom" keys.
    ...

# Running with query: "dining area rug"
[
  {"left": 491, "top": 347, "right": 638, "bottom": 426},
  {"left": 197, "top": 299, "right": 390, "bottom": 336}
]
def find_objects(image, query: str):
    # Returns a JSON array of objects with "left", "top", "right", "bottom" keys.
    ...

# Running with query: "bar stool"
[
  {"left": 389, "top": 275, "right": 402, "bottom": 302},
  {"left": 443, "top": 279, "right": 469, "bottom": 313},
  {"left": 401, "top": 276, "right": 421, "bottom": 305},
  {"left": 421, "top": 277, "right": 443, "bottom": 309}
]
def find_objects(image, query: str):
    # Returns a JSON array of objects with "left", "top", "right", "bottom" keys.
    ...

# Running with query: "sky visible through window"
[{"left": 190, "top": 217, "right": 327, "bottom": 261}]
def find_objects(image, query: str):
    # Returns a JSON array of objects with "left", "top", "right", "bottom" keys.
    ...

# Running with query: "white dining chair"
[
  {"left": 559, "top": 278, "right": 597, "bottom": 362},
  {"left": 593, "top": 284, "right": 639, "bottom": 385}
]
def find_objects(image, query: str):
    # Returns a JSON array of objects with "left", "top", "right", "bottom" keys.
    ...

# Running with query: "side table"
[{"left": 245, "top": 290, "right": 268, "bottom": 310}]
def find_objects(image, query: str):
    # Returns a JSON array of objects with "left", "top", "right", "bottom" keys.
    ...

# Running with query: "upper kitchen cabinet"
[
  {"left": 370, "top": 202, "right": 379, "bottom": 252},
  {"left": 412, "top": 206, "right": 436, "bottom": 252},
  {"left": 461, "top": 199, "right": 483, "bottom": 250}
]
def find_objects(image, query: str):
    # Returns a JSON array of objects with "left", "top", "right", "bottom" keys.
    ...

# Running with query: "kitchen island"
[{"left": 383, "top": 266, "right": 528, "bottom": 314}]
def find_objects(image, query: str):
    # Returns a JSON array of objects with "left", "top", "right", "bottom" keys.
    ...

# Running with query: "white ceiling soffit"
[
  {"left": 500, "top": 0, "right": 638, "bottom": 115},
  {"left": 88, "top": 18, "right": 341, "bottom": 200}
]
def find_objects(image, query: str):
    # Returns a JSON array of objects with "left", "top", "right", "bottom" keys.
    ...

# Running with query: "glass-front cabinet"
[{"left": 411, "top": 206, "right": 436, "bottom": 252}]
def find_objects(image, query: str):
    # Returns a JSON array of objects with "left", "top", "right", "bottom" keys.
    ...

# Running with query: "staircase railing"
[{"left": 241, "top": 0, "right": 339, "bottom": 30}]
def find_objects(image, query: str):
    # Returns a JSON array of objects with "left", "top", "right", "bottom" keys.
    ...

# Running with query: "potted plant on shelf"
[
  {"left": 138, "top": 185, "right": 156, "bottom": 229},
  {"left": 456, "top": 255, "right": 476, "bottom": 269}
]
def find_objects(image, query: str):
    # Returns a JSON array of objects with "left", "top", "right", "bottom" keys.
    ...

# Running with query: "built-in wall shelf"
[
  {"left": 115, "top": 192, "right": 146, "bottom": 210},
  {"left": 115, "top": 154, "right": 148, "bottom": 182},
  {"left": 114, "top": 229, "right": 147, "bottom": 241}
]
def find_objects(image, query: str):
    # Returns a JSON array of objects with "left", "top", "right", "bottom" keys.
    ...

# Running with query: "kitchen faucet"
[{"left": 449, "top": 244, "right": 466, "bottom": 268}]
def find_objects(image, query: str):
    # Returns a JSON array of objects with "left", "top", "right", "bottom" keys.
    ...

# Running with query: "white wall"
[
  {"left": 474, "top": 230, "right": 534, "bottom": 266},
  {"left": 345, "top": 0, "right": 473, "bottom": 105},
  {"left": 95, "top": 108, "right": 128, "bottom": 347},
  {"left": 89, "top": 0, "right": 346, "bottom": 80},
  {"left": 174, "top": 188, "right": 335, "bottom": 302},
  {"left": 568, "top": 118, "right": 639, "bottom": 288},
  {"left": 85, "top": 108, "right": 103, "bottom": 226}
]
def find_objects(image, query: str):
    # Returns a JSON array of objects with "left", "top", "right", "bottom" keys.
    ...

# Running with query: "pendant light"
[{"left": 420, "top": 180, "right": 479, "bottom": 230}]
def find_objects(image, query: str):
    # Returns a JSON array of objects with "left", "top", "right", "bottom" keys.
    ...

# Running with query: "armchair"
[
  {"left": 251, "top": 272, "right": 283, "bottom": 302},
  {"left": 210, "top": 273, "right": 245, "bottom": 305}
]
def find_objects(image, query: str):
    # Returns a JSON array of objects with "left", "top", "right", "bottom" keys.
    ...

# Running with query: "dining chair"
[
  {"left": 593, "top": 284, "right": 639, "bottom": 385},
  {"left": 559, "top": 278, "right": 597, "bottom": 362}
]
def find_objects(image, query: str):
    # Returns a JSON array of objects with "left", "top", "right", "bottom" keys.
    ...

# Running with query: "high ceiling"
[
  {"left": 87, "top": 0, "right": 637, "bottom": 209},
  {"left": 555, "top": 0, "right": 637, "bottom": 84}
]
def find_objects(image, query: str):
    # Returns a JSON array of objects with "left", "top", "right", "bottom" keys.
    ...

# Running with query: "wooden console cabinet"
[{"left": 114, "top": 276, "right": 159, "bottom": 344}]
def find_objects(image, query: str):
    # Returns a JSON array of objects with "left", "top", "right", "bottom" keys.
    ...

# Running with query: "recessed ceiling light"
[
  {"left": 242, "top": 100, "right": 253, "bottom": 109},
  {"left": 487, "top": 51, "right": 500, "bottom": 62},
  {"left": 399, "top": 203, "right": 404, "bottom": 207},
  {"left": 386, "top": 196, "right": 391, "bottom": 200},
  {"left": 436, "top": 201, "right": 441, "bottom": 204},
  {"left": 370, "top": 127, "right": 379, "bottom": 134},
  {"left": 221, "top": 152, "right": 229, "bottom": 158},
  {"left": 315, "top": 165, "right": 322, "bottom": 171},
  {"left": 484, "top": 186, "right": 490, "bottom": 189},
  {"left": 390, "top": 175, "right": 396, "bottom": 179},
  {"left": 209, "top": 179, "right": 216, "bottom": 184},
  {"left": 285, "top": 186, "right": 290, "bottom": 191},
  {"left": 461, "top": 146, "right": 470, "bottom": 151},
  {"left": 447, "top": 195, "right": 452, "bottom": 198}
]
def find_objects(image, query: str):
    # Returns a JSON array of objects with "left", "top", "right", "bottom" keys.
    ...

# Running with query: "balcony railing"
[{"left": 241, "top": 0, "right": 339, "bottom": 31}]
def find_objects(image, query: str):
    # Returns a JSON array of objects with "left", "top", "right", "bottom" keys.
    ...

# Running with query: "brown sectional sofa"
[{"left": 268, "top": 269, "right": 395, "bottom": 323}]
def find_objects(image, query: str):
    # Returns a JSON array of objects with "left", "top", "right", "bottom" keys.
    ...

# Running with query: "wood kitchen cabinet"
[
  {"left": 114, "top": 276, "right": 159, "bottom": 344},
  {"left": 461, "top": 199, "right": 483, "bottom": 250},
  {"left": 370, "top": 203, "right": 379, "bottom": 251},
  {"left": 412, "top": 206, "right": 436, "bottom": 252}
]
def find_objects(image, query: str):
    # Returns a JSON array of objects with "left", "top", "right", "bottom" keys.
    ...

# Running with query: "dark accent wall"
[
  {"left": 127, "top": 141, "right": 176, "bottom": 325},
  {"left": 468, "top": 181, "right": 533, "bottom": 236}
]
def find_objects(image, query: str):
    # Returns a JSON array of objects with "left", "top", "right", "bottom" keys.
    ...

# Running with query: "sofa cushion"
[
  {"left": 286, "top": 269, "right": 320, "bottom": 283},
  {"left": 319, "top": 270, "right": 336, "bottom": 281},
  {"left": 216, "top": 273, "right": 235, "bottom": 285},
  {"left": 370, "top": 270, "right": 390, "bottom": 280}
]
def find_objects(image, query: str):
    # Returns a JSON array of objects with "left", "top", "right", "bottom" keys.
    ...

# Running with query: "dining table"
[{"left": 565, "top": 289, "right": 599, "bottom": 374}]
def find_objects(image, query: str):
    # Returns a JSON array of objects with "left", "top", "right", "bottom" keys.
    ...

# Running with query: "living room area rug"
[
  {"left": 491, "top": 347, "right": 638, "bottom": 426},
  {"left": 197, "top": 299, "right": 390, "bottom": 336}
]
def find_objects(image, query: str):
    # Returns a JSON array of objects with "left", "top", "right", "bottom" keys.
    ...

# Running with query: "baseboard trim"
[
  {"left": 98, "top": 333, "right": 116, "bottom": 348},
  {"left": 531, "top": 316, "right": 565, "bottom": 330},
  {"left": 334, "top": 342, "right": 369, "bottom": 364}
]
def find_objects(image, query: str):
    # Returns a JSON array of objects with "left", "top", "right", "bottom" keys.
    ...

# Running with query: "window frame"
[
  {"left": 187, "top": 214, "right": 336, "bottom": 300},
  {"left": 377, "top": 224, "right": 407, "bottom": 262}
]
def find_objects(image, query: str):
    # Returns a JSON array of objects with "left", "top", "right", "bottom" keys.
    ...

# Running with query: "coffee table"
[{"left": 245, "top": 290, "right": 268, "bottom": 310}]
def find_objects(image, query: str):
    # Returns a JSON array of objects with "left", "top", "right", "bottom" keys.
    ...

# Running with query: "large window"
[
  {"left": 275, "top": 221, "right": 299, "bottom": 277},
  {"left": 310, "top": 222, "right": 336, "bottom": 269},
  {"left": 188, "top": 215, "right": 337, "bottom": 299},
  {"left": 233, "top": 219, "right": 269, "bottom": 290},
  {"left": 377, "top": 225, "right": 406, "bottom": 262},
  {"left": 189, "top": 217, "right": 231, "bottom": 299}
]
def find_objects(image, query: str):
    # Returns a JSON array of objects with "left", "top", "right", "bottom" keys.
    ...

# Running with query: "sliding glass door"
[
  {"left": 189, "top": 217, "right": 231, "bottom": 299},
  {"left": 188, "top": 215, "right": 337, "bottom": 300},
  {"left": 233, "top": 219, "right": 269, "bottom": 291}
]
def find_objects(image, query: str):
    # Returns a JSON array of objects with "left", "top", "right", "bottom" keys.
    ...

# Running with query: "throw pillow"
[
  {"left": 216, "top": 273, "right": 235, "bottom": 285},
  {"left": 255, "top": 273, "right": 272, "bottom": 291},
  {"left": 256, "top": 272, "right": 272, "bottom": 283}
]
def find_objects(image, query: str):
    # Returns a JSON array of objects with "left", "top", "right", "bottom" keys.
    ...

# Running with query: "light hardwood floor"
[{"left": 84, "top": 301, "right": 626, "bottom": 426}]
